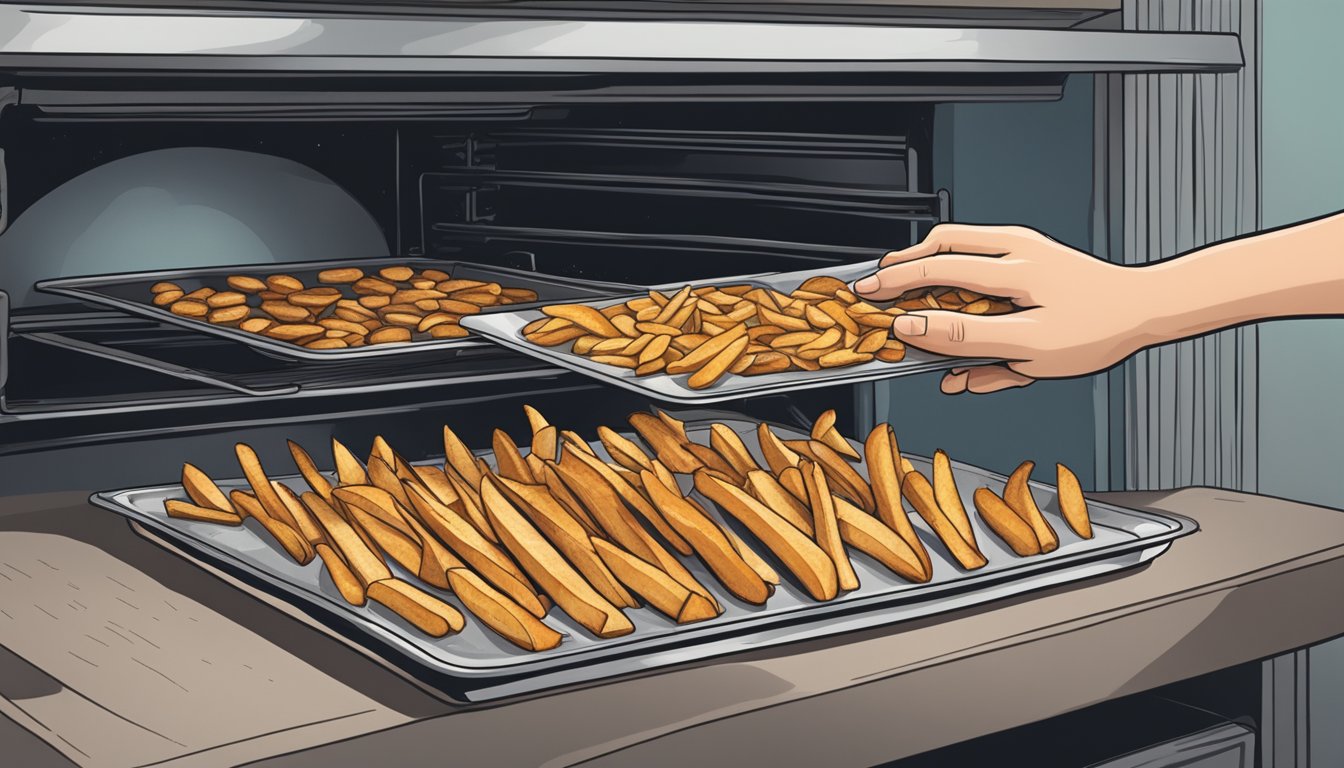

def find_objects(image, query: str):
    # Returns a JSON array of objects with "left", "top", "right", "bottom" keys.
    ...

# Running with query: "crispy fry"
[
  {"left": 863, "top": 424, "right": 930, "bottom": 576},
  {"left": 273, "top": 482, "right": 326, "bottom": 545},
  {"left": 234, "top": 443, "right": 314, "bottom": 559},
  {"left": 665, "top": 323, "right": 747, "bottom": 375},
  {"left": 564, "top": 447, "right": 693, "bottom": 556},
  {"left": 537, "top": 463, "right": 602, "bottom": 536},
  {"left": 542, "top": 304, "right": 621, "bottom": 338},
  {"left": 446, "top": 568, "right": 563, "bottom": 652},
  {"left": 695, "top": 471, "right": 839, "bottom": 601},
  {"left": 492, "top": 429, "right": 535, "bottom": 484},
  {"left": 287, "top": 441, "right": 334, "bottom": 503},
  {"left": 314, "top": 543, "right": 366, "bottom": 606},
  {"left": 1056, "top": 463, "right": 1093, "bottom": 539},
  {"left": 495, "top": 477, "right": 636, "bottom": 609},
  {"left": 403, "top": 484, "right": 545, "bottom": 618},
  {"left": 592, "top": 539, "right": 718, "bottom": 624},
  {"left": 522, "top": 404, "right": 550, "bottom": 435},
  {"left": 641, "top": 470, "right": 771, "bottom": 605},
  {"left": 597, "top": 427, "right": 655, "bottom": 473},
  {"left": 811, "top": 409, "right": 861, "bottom": 461},
  {"left": 973, "top": 487, "right": 1041, "bottom": 556},
  {"left": 628, "top": 412, "right": 700, "bottom": 473},
  {"left": 181, "top": 463, "right": 234, "bottom": 513},
  {"left": 480, "top": 477, "right": 633, "bottom": 638},
  {"left": 165, "top": 500, "right": 242, "bottom": 525},
  {"left": 808, "top": 440, "right": 876, "bottom": 513},
  {"left": 1004, "top": 461, "right": 1059, "bottom": 553},
  {"left": 710, "top": 424, "right": 763, "bottom": 478},
  {"left": 778, "top": 466, "right": 808, "bottom": 501},
  {"left": 757, "top": 423, "right": 802, "bottom": 475},
  {"left": 442, "top": 425, "right": 482, "bottom": 488},
  {"left": 802, "top": 461, "right": 859, "bottom": 591},
  {"left": 902, "top": 470, "right": 986, "bottom": 571},
  {"left": 367, "top": 456, "right": 414, "bottom": 511},
  {"left": 932, "top": 450, "right": 977, "bottom": 548},
  {"left": 367, "top": 579, "right": 464, "bottom": 638},
  {"left": 339, "top": 494, "right": 423, "bottom": 577},
  {"left": 331, "top": 438, "right": 369, "bottom": 486},
  {"left": 744, "top": 470, "right": 813, "bottom": 534},
  {"left": 832, "top": 496, "right": 928, "bottom": 583}
]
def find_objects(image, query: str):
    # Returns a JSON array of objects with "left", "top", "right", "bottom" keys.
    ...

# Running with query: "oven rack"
[{"left": 6, "top": 310, "right": 565, "bottom": 403}]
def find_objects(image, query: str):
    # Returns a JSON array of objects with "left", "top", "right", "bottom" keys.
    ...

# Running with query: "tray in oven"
[
  {"left": 461, "top": 260, "right": 990, "bottom": 404},
  {"left": 89, "top": 416, "right": 1195, "bottom": 703},
  {"left": 36, "top": 257, "right": 637, "bottom": 362}
]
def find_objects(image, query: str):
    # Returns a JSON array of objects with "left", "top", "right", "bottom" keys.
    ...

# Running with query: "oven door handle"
[{"left": 20, "top": 331, "right": 301, "bottom": 398}]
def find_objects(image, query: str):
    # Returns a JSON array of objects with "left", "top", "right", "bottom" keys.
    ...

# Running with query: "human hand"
[{"left": 854, "top": 224, "right": 1149, "bottom": 394}]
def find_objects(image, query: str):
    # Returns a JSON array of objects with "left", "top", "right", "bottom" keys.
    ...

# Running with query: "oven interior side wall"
[{"left": 878, "top": 75, "right": 1099, "bottom": 487}]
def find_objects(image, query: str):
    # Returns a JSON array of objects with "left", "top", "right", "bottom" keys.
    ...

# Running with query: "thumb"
[{"left": 890, "top": 310, "right": 1031, "bottom": 360}]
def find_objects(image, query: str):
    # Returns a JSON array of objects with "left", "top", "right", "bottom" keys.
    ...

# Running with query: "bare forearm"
[{"left": 1135, "top": 211, "right": 1344, "bottom": 346}]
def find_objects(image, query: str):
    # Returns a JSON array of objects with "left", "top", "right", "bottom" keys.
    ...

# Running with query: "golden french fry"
[
  {"left": 863, "top": 425, "right": 930, "bottom": 576},
  {"left": 810, "top": 410, "right": 862, "bottom": 461},
  {"left": 744, "top": 470, "right": 813, "bottom": 534},
  {"left": 541, "top": 304, "right": 622, "bottom": 337},
  {"left": 597, "top": 427, "right": 655, "bottom": 473},
  {"left": 973, "top": 487, "right": 1041, "bottom": 556},
  {"left": 778, "top": 466, "right": 808, "bottom": 501},
  {"left": 410, "top": 465, "right": 461, "bottom": 510},
  {"left": 165, "top": 500, "right": 242, "bottom": 526},
  {"left": 684, "top": 334, "right": 748, "bottom": 389},
  {"left": 442, "top": 425, "right": 482, "bottom": 487},
  {"left": 403, "top": 484, "right": 545, "bottom": 618},
  {"left": 492, "top": 429, "right": 535, "bottom": 484},
  {"left": 902, "top": 470, "right": 986, "bottom": 571},
  {"left": 537, "top": 463, "right": 602, "bottom": 536},
  {"left": 710, "top": 423, "right": 763, "bottom": 478},
  {"left": 333, "top": 484, "right": 416, "bottom": 539},
  {"left": 286, "top": 440, "right": 334, "bottom": 503},
  {"left": 386, "top": 495, "right": 459, "bottom": 590},
  {"left": 832, "top": 496, "right": 928, "bottom": 583},
  {"left": 695, "top": 471, "right": 839, "bottom": 601},
  {"left": 628, "top": 412, "right": 700, "bottom": 473},
  {"left": 641, "top": 470, "right": 772, "bottom": 605},
  {"left": 665, "top": 323, "right": 747, "bottom": 375},
  {"left": 651, "top": 285, "right": 692, "bottom": 325},
  {"left": 367, "top": 578, "right": 464, "bottom": 638},
  {"left": 802, "top": 461, "right": 859, "bottom": 591},
  {"left": 480, "top": 476, "right": 633, "bottom": 639},
  {"left": 446, "top": 568, "right": 563, "bottom": 652},
  {"left": 331, "top": 438, "right": 369, "bottom": 486},
  {"left": 563, "top": 447, "right": 693, "bottom": 556},
  {"left": 1004, "top": 461, "right": 1060, "bottom": 553},
  {"left": 494, "top": 477, "right": 636, "bottom": 609},
  {"left": 757, "top": 423, "right": 802, "bottom": 475},
  {"left": 300, "top": 493, "right": 392, "bottom": 587},
  {"left": 522, "top": 404, "right": 550, "bottom": 435},
  {"left": 234, "top": 443, "right": 315, "bottom": 563},
  {"left": 367, "top": 456, "right": 414, "bottom": 511},
  {"left": 808, "top": 440, "right": 876, "bottom": 513},
  {"left": 181, "top": 463, "right": 234, "bottom": 513},
  {"left": 314, "top": 543, "right": 366, "bottom": 606},
  {"left": 932, "top": 450, "right": 977, "bottom": 548},
  {"left": 592, "top": 539, "right": 719, "bottom": 624},
  {"left": 1056, "top": 463, "right": 1093, "bottom": 539},
  {"left": 341, "top": 499, "right": 423, "bottom": 577},
  {"left": 272, "top": 481, "right": 326, "bottom": 546}
]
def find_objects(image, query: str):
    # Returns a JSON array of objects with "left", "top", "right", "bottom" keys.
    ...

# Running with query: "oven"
[{"left": 0, "top": 4, "right": 1336, "bottom": 768}]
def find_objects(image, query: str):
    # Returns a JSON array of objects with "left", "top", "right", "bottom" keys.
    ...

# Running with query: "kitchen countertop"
[{"left": 2, "top": 487, "right": 1342, "bottom": 768}]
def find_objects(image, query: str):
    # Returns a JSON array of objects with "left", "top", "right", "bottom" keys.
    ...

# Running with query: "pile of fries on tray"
[
  {"left": 165, "top": 408, "right": 1092, "bottom": 651},
  {"left": 147, "top": 265, "right": 538, "bottom": 349},
  {"left": 522, "top": 276, "right": 1014, "bottom": 389}
]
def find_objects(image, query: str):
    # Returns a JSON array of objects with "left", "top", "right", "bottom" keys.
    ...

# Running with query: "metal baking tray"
[
  {"left": 36, "top": 258, "right": 637, "bottom": 362},
  {"left": 461, "top": 260, "right": 989, "bottom": 404},
  {"left": 91, "top": 417, "right": 1195, "bottom": 703}
]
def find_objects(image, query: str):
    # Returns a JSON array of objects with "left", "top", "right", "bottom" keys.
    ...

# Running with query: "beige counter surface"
[{"left": 3, "top": 488, "right": 1342, "bottom": 768}]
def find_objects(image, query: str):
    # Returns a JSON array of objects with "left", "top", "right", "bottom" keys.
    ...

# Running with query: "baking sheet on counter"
[
  {"left": 461, "top": 261, "right": 989, "bottom": 404},
  {"left": 36, "top": 257, "right": 636, "bottom": 362},
  {"left": 91, "top": 417, "right": 1195, "bottom": 703}
]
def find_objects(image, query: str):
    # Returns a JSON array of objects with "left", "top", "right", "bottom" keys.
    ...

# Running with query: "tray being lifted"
[
  {"left": 90, "top": 415, "right": 1195, "bottom": 703},
  {"left": 36, "top": 257, "right": 637, "bottom": 363},
  {"left": 462, "top": 260, "right": 990, "bottom": 404}
]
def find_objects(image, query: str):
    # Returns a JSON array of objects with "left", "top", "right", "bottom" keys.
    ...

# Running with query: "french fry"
[
  {"left": 564, "top": 447, "right": 692, "bottom": 556},
  {"left": 410, "top": 465, "right": 461, "bottom": 510},
  {"left": 341, "top": 499, "right": 423, "bottom": 577},
  {"left": 832, "top": 496, "right": 929, "bottom": 583},
  {"left": 541, "top": 304, "right": 622, "bottom": 337},
  {"left": 902, "top": 469, "right": 987, "bottom": 571},
  {"left": 228, "top": 490, "right": 313, "bottom": 564},
  {"left": 303, "top": 491, "right": 391, "bottom": 590},
  {"left": 695, "top": 470, "right": 839, "bottom": 601},
  {"left": 641, "top": 470, "right": 772, "bottom": 605},
  {"left": 367, "top": 579, "right": 464, "bottom": 638},
  {"left": 234, "top": 443, "right": 315, "bottom": 562},
  {"left": 181, "top": 464, "right": 235, "bottom": 513},
  {"left": 665, "top": 323, "right": 747, "bottom": 375},
  {"left": 1056, "top": 463, "right": 1094, "bottom": 539},
  {"left": 331, "top": 438, "right": 369, "bottom": 486},
  {"left": 403, "top": 484, "right": 546, "bottom": 618},
  {"left": 442, "top": 425, "right": 482, "bottom": 487},
  {"left": 802, "top": 461, "right": 859, "bottom": 591},
  {"left": 687, "top": 334, "right": 749, "bottom": 390},
  {"left": 386, "top": 494, "right": 460, "bottom": 590},
  {"left": 628, "top": 412, "right": 700, "bottom": 473},
  {"left": 367, "top": 456, "right": 414, "bottom": 511},
  {"left": 523, "top": 404, "right": 550, "bottom": 435},
  {"left": 811, "top": 409, "right": 861, "bottom": 461},
  {"left": 314, "top": 543, "right": 366, "bottom": 606},
  {"left": 710, "top": 424, "right": 763, "bottom": 478},
  {"left": 495, "top": 476, "right": 636, "bottom": 609},
  {"left": 492, "top": 429, "right": 535, "bottom": 484},
  {"left": 332, "top": 485, "right": 416, "bottom": 539},
  {"left": 597, "top": 427, "right": 655, "bottom": 473},
  {"left": 537, "top": 462, "right": 602, "bottom": 536},
  {"left": 778, "top": 466, "right": 808, "bottom": 502},
  {"left": 685, "top": 443, "right": 741, "bottom": 483},
  {"left": 592, "top": 539, "right": 718, "bottom": 624},
  {"left": 480, "top": 476, "right": 634, "bottom": 638},
  {"left": 808, "top": 440, "right": 876, "bottom": 513},
  {"left": 287, "top": 441, "right": 334, "bottom": 503},
  {"left": 446, "top": 568, "right": 563, "bottom": 652},
  {"left": 744, "top": 470, "right": 813, "bottom": 534},
  {"left": 973, "top": 487, "right": 1041, "bottom": 556},
  {"left": 165, "top": 500, "right": 242, "bottom": 525},
  {"left": 531, "top": 426, "right": 559, "bottom": 465},
  {"left": 1004, "top": 461, "right": 1060, "bottom": 553},
  {"left": 273, "top": 481, "right": 326, "bottom": 546},
  {"left": 863, "top": 424, "right": 931, "bottom": 577},
  {"left": 757, "top": 423, "right": 802, "bottom": 475},
  {"left": 441, "top": 469, "right": 497, "bottom": 543},
  {"left": 932, "top": 450, "right": 977, "bottom": 548}
]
